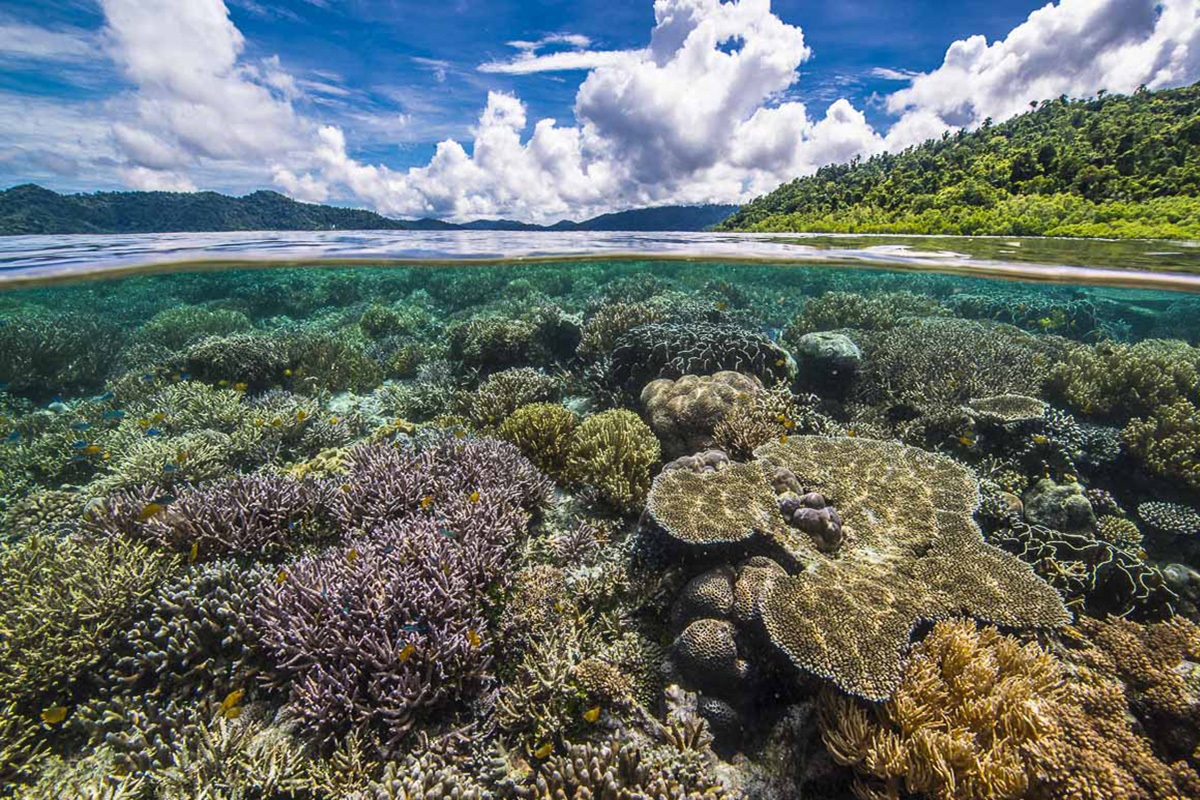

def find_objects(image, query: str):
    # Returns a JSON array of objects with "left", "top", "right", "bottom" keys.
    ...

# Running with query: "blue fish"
[
  {"left": 95, "top": 392, "right": 115, "bottom": 401},
  {"left": 145, "top": 429, "right": 163, "bottom": 437},
  {"left": 70, "top": 440, "right": 89, "bottom": 449},
  {"left": 0, "top": 381, "right": 9, "bottom": 391},
  {"left": 102, "top": 410, "right": 125, "bottom": 419},
  {"left": 71, "top": 422, "right": 91, "bottom": 431},
  {"left": 438, "top": 528, "right": 456, "bottom": 539},
  {"left": 152, "top": 495, "right": 176, "bottom": 505},
  {"left": 50, "top": 396, "right": 62, "bottom": 404},
  {"left": 179, "top": 372, "right": 191, "bottom": 380},
  {"left": 401, "top": 622, "right": 428, "bottom": 632},
  {"left": 141, "top": 374, "right": 156, "bottom": 383},
  {"left": 162, "top": 462, "right": 180, "bottom": 472},
  {"left": 4, "top": 431, "right": 20, "bottom": 444}
]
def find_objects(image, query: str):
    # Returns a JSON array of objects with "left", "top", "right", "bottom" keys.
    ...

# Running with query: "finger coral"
[
  {"left": 566, "top": 409, "right": 661, "bottom": 514},
  {"left": 1048, "top": 339, "right": 1200, "bottom": 418}
]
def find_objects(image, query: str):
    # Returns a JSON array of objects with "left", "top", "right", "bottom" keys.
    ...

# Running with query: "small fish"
[
  {"left": 70, "top": 440, "right": 89, "bottom": 449},
  {"left": 270, "top": 418, "right": 283, "bottom": 427},
  {"left": 582, "top": 706, "right": 601, "bottom": 723},
  {"left": 163, "top": 462, "right": 180, "bottom": 472},
  {"left": 275, "top": 570, "right": 288, "bottom": 584},
  {"left": 1031, "top": 435, "right": 1049, "bottom": 445},
  {"left": 40, "top": 706, "right": 68, "bottom": 725},
  {"left": 454, "top": 428, "right": 466, "bottom": 439},
  {"left": 284, "top": 369, "right": 293, "bottom": 377},
  {"left": 141, "top": 373, "right": 156, "bottom": 383},
  {"left": 152, "top": 413, "right": 166, "bottom": 423},
  {"left": 101, "top": 409, "right": 124, "bottom": 419},
  {"left": 83, "top": 444, "right": 102, "bottom": 455},
  {"left": 138, "top": 503, "right": 167, "bottom": 521},
  {"left": 467, "top": 629, "right": 481, "bottom": 648},
  {"left": 329, "top": 416, "right": 340, "bottom": 425},
  {"left": 217, "top": 689, "right": 244, "bottom": 719},
  {"left": 715, "top": 301, "right": 728, "bottom": 310},
  {"left": 438, "top": 528, "right": 456, "bottom": 539},
  {"left": 783, "top": 420, "right": 794, "bottom": 429},
  {"left": 340, "top": 483, "right": 352, "bottom": 493},
  {"left": 420, "top": 495, "right": 434, "bottom": 511},
  {"left": 71, "top": 422, "right": 91, "bottom": 431},
  {"left": 468, "top": 490, "right": 480, "bottom": 504},
  {"left": 958, "top": 435, "right": 976, "bottom": 447},
  {"left": 346, "top": 548, "right": 359, "bottom": 563},
  {"left": 402, "top": 622, "right": 427, "bottom": 632},
  {"left": 296, "top": 410, "right": 307, "bottom": 422},
  {"left": 533, "top": 743, "right": 553, "bottom": 759},
  {"left": 233, "top": 382, "right": 248, "bottom": 392},
  {"left": 254, "top": 418, "right": 265, "bottom": 428},
  {"left": 96, "top": 392, "right": 115, "bottom": 401},
  {"left": 152, "top": 495, "right": 176, "bottom": 505},
  {"left": 779, "top": 435, "right": 789, "bottom": 444},
  {"left": 217, "top": 380, "right": 229, "bottom": 387},
  {"left": 137, "top": 418, "right": 150, "bottom": 428},
  {"left": 398, "top": 643, "right": 415, "bottom": 664},
  {"left": 179, "top": 372, "right": 190, "bottom": 380},
  {"left": 145, "top": 429, "right": 163, "bottom": 437},
  {"left": 176, "top": 449, "right": 189, "bottom": 463},
  {"left": 775, "top": 359, "right": 786, "bottom": 367},
  {"left": 846, "top": 429, "right": 857, "bottom": 437},
  {"left": 4, "top": 431, "right": 19, "bottom": 444},
  {"left": 189, "top": 542, "right": 199, "bottom": 564}
]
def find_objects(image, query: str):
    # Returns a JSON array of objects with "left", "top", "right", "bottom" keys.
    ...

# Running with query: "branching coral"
[
  {"left": 0, "top": 307, "right": 125, "bottom": 398},
  {"left": 566, "top": 410, "right": 661, "bottom": 514},
  {"left": 783, "top": 290, "right": 945, "bottom": 341},
  {"left": 449, "top": 316, "right": 540, "bottom": 371},
  {"left": 610, "top": 322, "right": 794, "bottom": 390},
  {"left": 577, "top": 301, "right": 665, "bottom": 361},
  {"left": 0, "top": 533, "right": 179, "bottom": 708},
  {"left": 819, "top": 619, "right": 1063, "bottom": 800},
  {"left": 498, "top": 402, "right": 579, "bottom": 479},
  {"left": 645, "top": 436, "right": 1068, "bottom": 699},
  {"left": 469, "top": 367, "right": 561, "bottom": 428},
  {"left": 1048, "top": 339, "right": 1200, "bottom": 418},
  {"left": 1124, "top": 399, "right": 1200, "bottom": 491},
  {"left": 1139, "top": 501, "right": 1200, "bottom": 537},
  {"left": 134, "top": 306, "right": 252, "bottom": 351}
]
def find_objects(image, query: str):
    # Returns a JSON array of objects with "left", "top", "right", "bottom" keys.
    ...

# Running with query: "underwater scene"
[{"left": 2, "top": 249, "right": 1200, "bottom": 800}]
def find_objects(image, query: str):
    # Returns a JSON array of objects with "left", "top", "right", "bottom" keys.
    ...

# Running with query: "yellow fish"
[
  {"left": 468, "top": 490, "right": 480, "bottom": 504},
  {"left": 847, "top": 429, "right": 857, "bottom": 437},
  {"left": 958, "top": 436, "right": 976, "bottom": 447},
  {"left": 233, "top": 382, "right": 248, "bottom": 392},
  {"left": 330, "top": 417, "right": 340, "bottom": 425},
  {"left": 176, "top": 449, "right": 190, "bottom": 464},
  {"left": 783, "top": 420, "right": 794, "bottom": 429},
  {"left": 347, "top": 547, "right": 359, "bottom": 563},
  {"left": 83, "top": 444, "right": 102, "bottom": 455},
  {"left": 715, "top": 301, "right": 728, "bottom": 310},
  {"left": 1031, "top": 435, "right": 1049, "bottom": 445},
  {"left": 779, "top": 435, "right": 789, "bottom": 444},
  {"left": 137, "top": 418, "right": 150, "bottom": 429},
  {"left": 533, "top": 743, "right": 553, "bottom": 759},
  {"left": 296, "top": 410, "right": 307, "bottom": 422},
  {"left": 454, "top": 429, "right": 466, "bottom": 439},
  {"left": 270, "top": 418, "right": 283, "bottom": 427},
  {"left": 582, "top": 706, "right": 601, "bottom": 723},
  {"left": 217, "top": 689, "right": 244, "bottom": 719},
  {"left": 152, "top": 413, "right": 166, "bottom": 423},
  {"left": 420, "top": 496, "right": 434, "bottom": 510},
  {"left": 775, "top": 359, "right": 785, "bottom": 367},
  {"left": 284, "top": 369, "right": 293, "bottom": 377},
  {"left": 217, "top": 380, "right": 229, "bottom": 387},
  {"left": 468, "top": 629, "right": 481, "bottom": 648},
  {"left": 275, "top": 570, "right": 288, "bottom": 584},
  {"left": 41, "top": 706, "right": 68, "bottom": 725},
  {"left": 341, "top": 483, "right": 352, "bottom": 493},
  {"left": 189, "top": 542, "right": 199, "bottom": 564},
  {"left": 137, "top": 503, "right": 166, "bottom": 522},
  {"left": 254, "top": 418, "right": 264, "bottom": 427},
  {"left": 399, "top": 643, "right": 415, "bottom": 664}
]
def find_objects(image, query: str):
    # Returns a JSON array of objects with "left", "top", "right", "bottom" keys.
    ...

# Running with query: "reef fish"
[
  {"left": 71, "top": 422, "right": 91, "bottom": 431},
  {"left": 217, "top": 689, "right": 244, "bottom": 720},
  {"left": 40, "top": 706, "right": 68, "bottom": 725},
  {"left": 582, "top": 706, "right": 601, "bottom": 723},
  {"left": 101, "top": 409, "right": 124, "bottom": 419},
  {"left": 137, "top": 503, "right": 167, "bottom": 521},
  {"left": 467, "top": 629, "right": 481, "bottom": 648},
  {"left": 4, "top": 431, "right": 19, "bottom": 444},
  {"left": 533, "top": 743, "right": 553, "bottom": 759},
  {"left": 398, "top": 643, "right": 415, "bottom": 664},
  {"left": 468, "top": 490, "right": 480, "bottom": 504}
]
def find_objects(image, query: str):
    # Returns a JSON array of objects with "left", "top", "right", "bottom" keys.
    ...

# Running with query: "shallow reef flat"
[{"left": 1, "top": 259, "right": 1199, "bottom": 800}]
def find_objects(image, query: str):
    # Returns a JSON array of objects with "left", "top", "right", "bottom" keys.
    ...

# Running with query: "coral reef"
[
  {"left": 566, "top": 410, "right": 661, "bottom": 514},
  {"left": 1048, "top": 339, "right": 1200, "bottom": 418},
  {"left": 1140, "top": 501, "right": 1200, "bottom": 537},
  {"left": 784, "top": 290, "right": 945, "bottom": 340},
  {"left": 1124, "top": 399, "right": 1200, "bottom": 491}
]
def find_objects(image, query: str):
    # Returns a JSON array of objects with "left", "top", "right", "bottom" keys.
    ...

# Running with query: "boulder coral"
[
  {"left": 645, "top": 436, "right": 1068, "bottom": 699},
  {"left": 641, "top": 371, "right": 761, "bottom": 458}
]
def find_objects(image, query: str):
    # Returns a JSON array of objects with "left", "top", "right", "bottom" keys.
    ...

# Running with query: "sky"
[{"left": 0, "top": 0, "right": 1198, "bottom": 222}]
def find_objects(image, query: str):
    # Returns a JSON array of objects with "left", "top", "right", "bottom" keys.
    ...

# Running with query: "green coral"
[
  {"left": 1048, "top": 339, "right": 1200, "bottom": 418},
  {"left": 567, "top": 410, "right": 661, "bottom": 514},
  {"left": 498, "top": 403, "right": 579, "bottom": 478},
  {"left": 577, "top": 301, "right": 664, "bottom": 360},
  {"left": 449, "top": 316, "right": 539, "bottom": 371},
  {"left": 1124, "top": 399, "right": 1200, "bottom": 491}
]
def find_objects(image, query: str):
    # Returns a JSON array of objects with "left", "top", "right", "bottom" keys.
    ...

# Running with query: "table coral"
[{"left": 645, "top": 436, "right": 1068, "bottom": 700}]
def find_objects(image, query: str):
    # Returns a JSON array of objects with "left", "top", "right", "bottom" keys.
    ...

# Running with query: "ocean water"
[{"left": 1, "top": 232, "right": 1199, "bottom": 799}]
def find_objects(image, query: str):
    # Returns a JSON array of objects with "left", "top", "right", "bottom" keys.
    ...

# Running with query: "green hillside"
[{"left": 720, "top": 83, "right": 1200, "bottom": 239}]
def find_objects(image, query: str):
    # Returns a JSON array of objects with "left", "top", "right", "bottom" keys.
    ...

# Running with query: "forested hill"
[
  {"left": 0, "top": 184, "right": 736, "bottom": 235},
  {"left": 719, "top": 82, "right": 1200, "bottom": 239}
]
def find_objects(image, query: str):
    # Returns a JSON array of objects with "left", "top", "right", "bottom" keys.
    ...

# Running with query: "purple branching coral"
[
  {"left": 86, "top": 474, "right": 333, "bottom": 560},
  {"left": 331, "top": 438, "right": 553, "bottom": 534},
  {"left": 254, "top": 435, "right": 552, "bottom": 750}
]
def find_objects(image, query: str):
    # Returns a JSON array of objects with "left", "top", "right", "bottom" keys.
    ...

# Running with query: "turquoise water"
[{"left": 1, "top": 235, "right": 1199, "bottom": 799}]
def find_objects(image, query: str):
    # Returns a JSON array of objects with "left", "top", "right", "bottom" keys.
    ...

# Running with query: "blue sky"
[{"left": 1, "top": 1, "right": 1197, "bottom": 221}]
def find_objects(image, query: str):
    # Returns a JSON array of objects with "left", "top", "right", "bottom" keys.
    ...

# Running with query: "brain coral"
[
  {"left": 645, "top": 435, "right": 1069, "bottom": 699},
  {"left": 640, "top": 371, "right": 761, "bottom": 458}
]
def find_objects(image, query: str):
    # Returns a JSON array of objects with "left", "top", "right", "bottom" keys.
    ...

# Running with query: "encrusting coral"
[
  {"left": 646, "top": 436, "right": 1068, "bottom": 699},
  {"left": 566, "top": 409, "right": 661, "bottom": 514}
]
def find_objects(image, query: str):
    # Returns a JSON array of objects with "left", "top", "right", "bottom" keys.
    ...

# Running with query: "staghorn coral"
[
  {"left": 711, "top": 384, "right": 841, "bottom": 460},
  {"left": 498, "top": 403, "right": 579, "bottom": 479},
  {"left": 470, "top": 367, "right": 561, "bottom": 428},
  {"left": 516, "top": 738, "right": 736, "bottom": 800},
  {"left": 646, "top": 436, "right": 1068, "bottom": 699},
  {"left": 0, "top": 700, "right": 47, "bottom": 786},
  {"left": 1048, "top": 339, "right": 1200, "bottom": 418},
  {"left": 566, "top": 410, "right": 661, "bottom": 515},
  {"left": 783, "top": 290, "right": 945, "bottom": 341},
  {"left": 1124, "top": 399, "right": 1200, "bottom": 491},
  {"left": 89, "top": 428, "right": 233, "bottom": 496},
  {"left": 375, "top": 360, "right": 470, "bottom": 423},
  {"left": 610, "top": 322, "right": 794, "bottom": 390},
  {"left": 0, "top": 533, "right": 179, "bottom": 709},
  {"left": 1139, "top": 501, "right": 1200, "bottom": 537},
  {"left": 364, "top": 748, "right": 490, "bottom": 800},
  {"left": 819, "top": 619, "right": 1063, "bottom": 800},
  {"left": 87, "top": 473, "right": 332, "bottom": 560},
  {"left": 134, "top": 306, "right": 253, "bottom": 351},
  {"left": 577, "top": 301, "right": 665, "bottom": 360},
  {"left": 2, "top": 488, "right": 82, "bottom": 539},
  {"left": 641, "top": 372, "right": 761, "bottom": 459},
  {"left": 103, "top": 560, "right": 271, "bottom": 702},
  {"left": 185, "top": 331, "right": 290, "bottom": 388},
  {"left": 449, "top": 316, "right": 540, "bottom": 372},
  {"left": 0, "top": 307, "right": 125, "bottom": 398}
]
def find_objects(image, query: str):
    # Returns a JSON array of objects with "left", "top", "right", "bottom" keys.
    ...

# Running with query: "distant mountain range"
[{"left": 0, "top": 184, "right": 738, "bottom": 235}]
